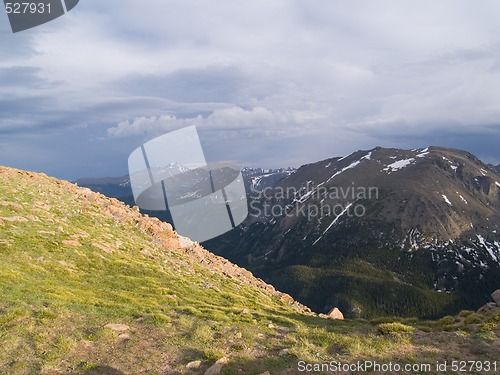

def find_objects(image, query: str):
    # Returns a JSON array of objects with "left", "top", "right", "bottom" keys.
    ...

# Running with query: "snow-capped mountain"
[
  {"left": 75, "top": 167, "right": 294, "bottom": 199},
  {"left": 242, "top": 167, "right": 296, "bottom": 191},
  {"left": 203, "top": 147, "right": 500, "bottom": 318}
]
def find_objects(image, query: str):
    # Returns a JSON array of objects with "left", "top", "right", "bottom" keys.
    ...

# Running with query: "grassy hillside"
[{"left": 0, "top": 166, "right": 499, "bottom": 374}]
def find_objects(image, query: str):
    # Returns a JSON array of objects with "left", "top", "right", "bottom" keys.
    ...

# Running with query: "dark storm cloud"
[{"left": 115, "top": 66, "right": 251, "bottom": 103}]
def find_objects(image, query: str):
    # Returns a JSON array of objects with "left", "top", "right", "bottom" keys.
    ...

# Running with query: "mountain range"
[{"left": 76, "top": 146, "right": 500, "bottom": 319}]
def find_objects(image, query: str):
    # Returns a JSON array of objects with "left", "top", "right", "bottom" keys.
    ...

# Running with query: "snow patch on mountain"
[
  {"left": 442, "top": 156, "right": 452, "bottom": 163},
  {"left": 457, "top": 192, "right": 468, "bottom": 204},
  {"left": 477, "top": 234, "right": 500, "bottom": 262},
  {"left": 383, "top": 158, "right": 415, "bottom": 173},
  {"left": 313, "top": 202, "right": 353, "bottom": 245},
  {"left": 294, "top": 189, "right": 314, "bottom": 204},
  {"left": 416, "top": 148, "right": 429, "bottom": 158},
  {"left": 442, "top": 194, "right": 452, "bottom": 206},
  {"left": 326, "top": 153, "right": 371, "bottom": 182},
  {"left": 338, "top": 154, "right": 349, "bottom": 162},
  {"left": 251, "top": 174, "right": 273, "bottom": 189}
]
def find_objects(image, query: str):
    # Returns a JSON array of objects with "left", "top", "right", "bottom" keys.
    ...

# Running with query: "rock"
[
  {"left": 477, "top": 302, "right": 497, "bottom": 314},
  {"left": 104, "top": 324, "right": 130, "bottom": 332},
  {"left": 491, "top": 289, "right": 500, "bottom": 306},
  {"left": 178, "top": 235, "right": 195, "bottom": 249},
  {"left": 327, "top": 307, "right": 344, "bottom": 320},
  {"left": 118, "top": 333, "right": 131, "bottom": 340},
  {"left": 186, "top": 360, "right": 202, "bottom": 369},
  {"left": 280, "top": 293, "right": 294, "bottom": 303},
  {"left": 258, "top": 372, "right": 271, "bottom": 375},
  {"left": 267, "top": 323, "right": 275, "bottom": 329},
  {"left": 278, "top": 348, "right": 289, "bottom": 356},
  {"left": 235, "top": 332, "right": 242, "bottom": 339},
  {"left": 204, "top": 357, "right": 228, "bottom": 375},
  {"left": 241, "top": 308, "right": 251, "bottom": 315}
]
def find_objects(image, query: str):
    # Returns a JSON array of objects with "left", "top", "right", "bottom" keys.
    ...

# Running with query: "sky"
[{"left": 1, "top": 0, "right": 500, "bottom": 180}]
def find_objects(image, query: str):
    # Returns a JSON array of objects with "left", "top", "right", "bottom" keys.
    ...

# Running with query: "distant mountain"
[
  {"left": 76, "top": 167, "right": 295, "bottom": 227},
  {"left": 242, "top": 167, "right": 296, "bottom": 191},
  {"left": 74, "top": 175, "right": 131, "bottom": 198},
  {"left": 204, "top": 146, "right": 500, "bottom": 318},
  {"left": 76, "top": 167, "right": 295, "bottom": 199}
]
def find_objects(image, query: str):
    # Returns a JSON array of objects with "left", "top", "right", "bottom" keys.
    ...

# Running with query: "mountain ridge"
[{"left": 204, "top": 146, "right": 500, "bottom": 318}]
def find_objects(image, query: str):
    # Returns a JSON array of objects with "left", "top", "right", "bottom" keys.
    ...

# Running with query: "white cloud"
[{"left": 107, "top": 106, "right": 317, "bottom": 139}]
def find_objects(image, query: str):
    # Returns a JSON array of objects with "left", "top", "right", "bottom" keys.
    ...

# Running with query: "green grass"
[
  {"left": 377, "top": 322, "right": 415, "bottom": 335},
  {"left": 0, "top": 167, "right": 499, "bottom": 374}
]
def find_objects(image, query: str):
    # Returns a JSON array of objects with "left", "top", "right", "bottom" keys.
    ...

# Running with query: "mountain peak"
[{"left": 205, "top": 146, "right": 500, "bottom": 318}]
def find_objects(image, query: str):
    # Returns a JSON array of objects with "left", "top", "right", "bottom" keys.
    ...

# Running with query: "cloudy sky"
[{"left": 1, "top": 0, "right": 500, "bottom": 180}]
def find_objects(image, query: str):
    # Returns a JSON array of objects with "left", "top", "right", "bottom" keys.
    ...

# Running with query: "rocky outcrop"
[
  {"left": 491, "top": 289, "right": 500, "bottom": 306},
  {"left": 204, "top": 357, "right": 228, "bottom": 375},
  {"left": 318, "top": 307, "right": 344, "bottom": 320},
  {"left": 477, "top": 302, "right": 497, "bottom": 314},
  {"left": 327, "top": 307, "right": 344, "bottom": 320},
  {"left": 476, "top": 289, "right": 500, "bottom": 313}
]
